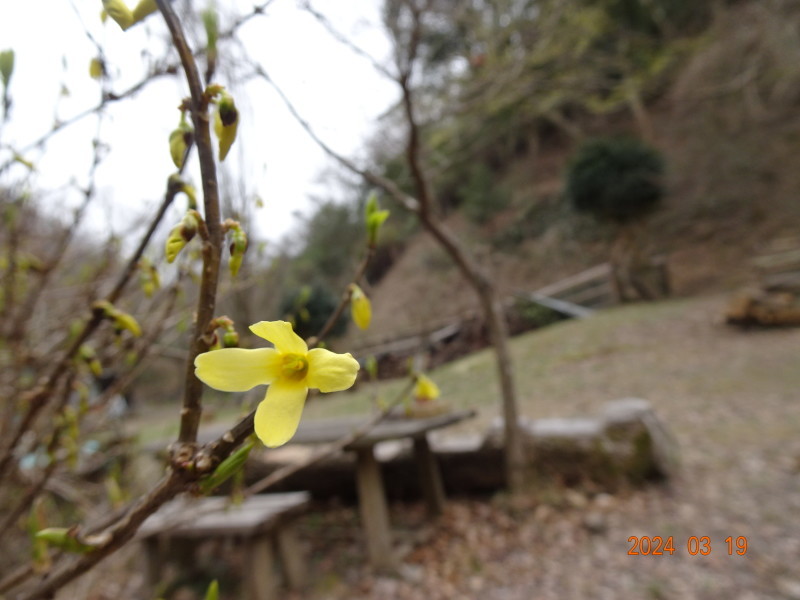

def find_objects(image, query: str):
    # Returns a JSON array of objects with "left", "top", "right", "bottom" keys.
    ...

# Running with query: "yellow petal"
[
  {"left": 194, "top": 348, "right": 280, "bottom": 392},
  {"left": 254, "top": 381, "right": 308, "bottom": 447},
  {"left": 414, "top": 374, "right": 440, "bottom": 401},
  {"left": 249, "top": 321, "right": 307, "bottom": 354},
  {"left": 306, "top": 348, "right": 360, "bottom": 393}
]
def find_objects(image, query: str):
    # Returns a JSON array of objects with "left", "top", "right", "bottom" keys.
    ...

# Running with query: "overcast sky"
[{"left": 0, "top": 0, "right": 396, "bottom": 249}]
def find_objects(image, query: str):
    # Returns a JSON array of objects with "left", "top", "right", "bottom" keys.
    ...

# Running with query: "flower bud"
[
  {"left": 102, "top": 0, "right": 134, "bottom": 30},
  {"left": 165, "top": 212, "right": 199, "bottom": 263},
  {"left": 228, "top": 227, "right": 247, "bottom": 277},
  {"left": 213, "top": 92, "right": 239, "bottom": 162},
  {"left": 349, "top": 284, "right": 372, "bottom": 330},
  {"left": 169, "top": 116, "right": 194, "bottom": 169},
  {"left": 113, "top": 310, "right": 142, "bottom": 337},
  {"left": 181, "top": 182, "right": 198, "bottom": 209}
]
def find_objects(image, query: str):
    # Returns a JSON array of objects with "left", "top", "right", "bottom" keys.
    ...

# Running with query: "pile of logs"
[{"left": 726, "top": 236, "right": 800, "bottom": 327}]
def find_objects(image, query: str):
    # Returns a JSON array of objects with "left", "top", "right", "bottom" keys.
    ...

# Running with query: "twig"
[
  {"left": 157, "top": 0, "right": 224, "bottom": 447},
  {"left": 0, "top": 179, "right": 180, "bottom": 483},
  {"left": 302, "top": 2, "right": 396, "bottom": 80},
  {"left": 308, "top": 246, "right": 374, "bottom": 347}
]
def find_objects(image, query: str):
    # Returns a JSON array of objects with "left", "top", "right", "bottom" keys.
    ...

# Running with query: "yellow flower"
[
  {"left": 414, "top": 374, "right": 440, "bottom": 402},
  {"left": 349, "top": 284, "right": 371, "bottom": 330},
  {"left": 194, "top": 321, "right": 359, "bottom": 447}
]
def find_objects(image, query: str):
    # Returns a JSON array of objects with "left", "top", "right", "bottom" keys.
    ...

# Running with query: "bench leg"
[
  {"left": 245, "top": 536, "right": 278, "bottom": 600},
  {"left": 354, "top": 447, "right": 397, "bottom": 572},
  {"left": 142, "top": 539, "right": 163, "bottom": 595},
  {"left": 413, "top": 435, "right": 446, "bottom": 518},
  {"left": 275, "top": 524, "right": 306, "bottom": 591}
]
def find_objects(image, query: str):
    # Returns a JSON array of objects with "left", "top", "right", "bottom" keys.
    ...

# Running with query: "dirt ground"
[{"left": 291, "top": 295, "right": 800, "bottom": 600}]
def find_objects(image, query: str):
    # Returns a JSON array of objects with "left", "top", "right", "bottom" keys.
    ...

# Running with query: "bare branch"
[
  {"left": 302, "top": 1, "right": 396, "bottom": 80},
  {"left": 156, "top": 0, "right": 224, "bottom": 446},
  {"left": 0, "top": 179, "right": 180, "bottom": 482}
]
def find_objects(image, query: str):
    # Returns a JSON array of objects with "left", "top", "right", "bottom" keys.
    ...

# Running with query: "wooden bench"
[{"left": 138, "top": 492, "right": 311, "bottom": 600}]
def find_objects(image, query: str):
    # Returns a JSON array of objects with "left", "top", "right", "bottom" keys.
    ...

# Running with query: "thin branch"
[
  {"left": 16, "top": 469, "right": 187, "bottom": 600},
  {"left": 0, "top": 67, "right": 175, "bottom": 176},
  {"left": 0, "top": 180, "right": 180, "bottom": 482},
  {"left": 156, "top": 0, "right": 224, "bottom": 446},
  {"left": 308, "top": 246, "right": 374, "bottom": 347},
  {"left": 251, "top": 63, "right": 419, "bottom": 214},
  {"left": 302, "top": 1, "right": 396, "bottom": 80}
]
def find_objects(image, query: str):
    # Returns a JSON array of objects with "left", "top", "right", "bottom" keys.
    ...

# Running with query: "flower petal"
[
  {"left": 194, "top": 348, "right": 280, "bottom": 392},
  {"left": 249, "top": 321, "right": 307, "bottom": 354},
  {"left": 414, "top": 374, "right": 440, "bottom": 401},
  {"left": 306, "top": 348, "right": 360, "bottom": 393},
  {"left": 254, "top": 381, "right": 308, "bottom": 447}
]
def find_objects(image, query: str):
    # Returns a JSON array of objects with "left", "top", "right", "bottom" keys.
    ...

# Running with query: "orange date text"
[{"left": 627, "top": 536, "right": 748, "bottom": 556}]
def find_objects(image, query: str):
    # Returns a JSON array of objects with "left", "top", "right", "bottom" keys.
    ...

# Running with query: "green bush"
[
  {"left": 279, "top": 283, "right": 346, "bottom": 340},
  {"left": 565, "top": 137, "right": 664, "bottom": 223}
]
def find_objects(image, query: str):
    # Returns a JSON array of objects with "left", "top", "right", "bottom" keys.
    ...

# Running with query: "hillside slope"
[{"left": 344, "top": 1, "right": 800, "bottom": 349}]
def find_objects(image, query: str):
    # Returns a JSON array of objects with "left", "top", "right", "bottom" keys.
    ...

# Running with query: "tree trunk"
[{"left": 420, "top": 215, "right": 527, "bottom": 492}]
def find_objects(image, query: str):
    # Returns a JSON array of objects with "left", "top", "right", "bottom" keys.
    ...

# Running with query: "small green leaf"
[{"left": 204, "top": 579, "right": 220, "bottom": 600}]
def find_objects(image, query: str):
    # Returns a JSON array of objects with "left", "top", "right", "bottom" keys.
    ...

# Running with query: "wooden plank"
[
  {"left": 288, "top": 409, "right": 477, "bottom": 448},
  {"left": 533, "top": 263, "right": 612, "bottom": 299},
  {"left": 561, "top": 281, "right": 615, "bottom": 307},
  {"left": 354, "top": 447, "right": 397, "bottom": 572},
  {"left": 522, "top": 293, "right": 595, "bottom": 318},
  {"left": 138, "top": 492, "right": 311, "bottom": 539}
]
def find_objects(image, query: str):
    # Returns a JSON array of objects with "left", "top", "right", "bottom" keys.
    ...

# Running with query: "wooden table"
[
  {"left": 289, "top": 409, "right": 476, "bottom": 571},
  {"left": 138, "top": 492, "right": 310, "bottom": 600}
]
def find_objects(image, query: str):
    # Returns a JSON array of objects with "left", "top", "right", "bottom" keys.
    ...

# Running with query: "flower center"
[{"left": 280, "top": 353, "right": 309, "bottom": 381}]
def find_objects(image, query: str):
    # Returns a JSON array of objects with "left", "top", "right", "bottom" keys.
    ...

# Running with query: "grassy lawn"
[
  {"left": 134, "top": 293, "right": 800, "bottom": 450},
  {"left": 302, "top": 297, "right": 703, "bottom": 431}
]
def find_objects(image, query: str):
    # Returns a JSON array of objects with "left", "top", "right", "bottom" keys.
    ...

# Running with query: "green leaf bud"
[
  {"left": 365, "top": 191, "right": 379, "bottom": 219},
  {"left": 222, "top": 330, "right": 239, "bottom": 348},
  {"left": 365, "top": 355, "right": 378, "bottom": 380},
  {"left": 204, "top": 580, "right": 220, "bottom": 600},
  {"left": 367, "top": 210, "right": 390, "bottom": 246},
  {"left": 199, "top": 441, "right": 255, "bottom": 494},
  {"left": 35, "top": 527, "right": 94, "bottom": 554},
  {"left": 1, "top": 49, "right": 15, "bottom": 88},
  {"left": 202, "top": 8, "right": 219, "bottom": 53}
]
